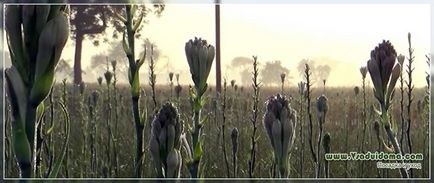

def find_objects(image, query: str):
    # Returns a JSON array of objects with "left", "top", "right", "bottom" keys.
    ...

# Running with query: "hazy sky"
[{"left": 3, "top": 4, "right": 432, "bottom": 87}]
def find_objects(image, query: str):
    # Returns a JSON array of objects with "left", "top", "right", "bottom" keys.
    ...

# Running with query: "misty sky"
[{"left": 3, "top": 4, "right": 431, "bottom": 87}]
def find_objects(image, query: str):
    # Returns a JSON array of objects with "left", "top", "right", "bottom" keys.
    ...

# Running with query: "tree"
[
  {"left": 231, "top": 56, "right": 253, "bottom": 67},
  {"left": 260, "top": 60, "right": 290, "bottom": 86},
  {"left": 55, "top": 59, "right": 74, "bottom": 80},
  {"left": 69, "top": 4, "right": 111, "bottom": 84},
  {"left": 69, "top": 2, "right": 164, "bottom": 84},
  {"left": 86, "top": 39, "right": 161, "bottom": 83},
  {"left": 297, "top": 59, "right": 332, "bottom": 85}
]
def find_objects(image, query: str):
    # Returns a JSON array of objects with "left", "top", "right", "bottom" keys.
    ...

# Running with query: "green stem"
[
  {"left": 12, "top": 117, "right": 32, "bottom": 178},
  {"left": 189, "top": 96, "right": 203, "bottom": 178},
  {"left": 132, "top": 97, "right": 144, "bottom": 178},
  {"left": 381, "top": 109, "right": 409, "bottom": 178},
  {"left": 316, "top": 123, "right": 323, "bottom": 178},
  {"left": 360, "top": 78, "right": 367, "bottom": 177}
]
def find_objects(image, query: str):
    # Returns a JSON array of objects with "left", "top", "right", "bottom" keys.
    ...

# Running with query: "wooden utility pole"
[{"left": 215, "top": 0, "right": 222, "bottom": 93}]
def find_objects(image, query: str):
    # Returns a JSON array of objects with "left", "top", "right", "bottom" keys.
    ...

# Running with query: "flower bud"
[
  {"left": 90, "top": 91, "right": 99, "bottom": 107},
  {"left": 316, "top": 95, "right": 328, "bottom": 125},
  {"left": 35, "top": 6, "right": 50, "bottom": 35},
  {"left": 272, "top": 120, "right": 283, "bottom": 160},
  {"left": 111, "top": 60, "right": 117, "bottom": 71},
  {"left": 166, "top": 149, "right": 181, "bottom": 178},
  {"left": 231, "top": 127, "right": 239, "bottom": 155},
  {"left": 175, "top": 73, "right": 180, "bottom": 83},
  {"left": 367, "top": 40, "right": 397, "bottom": 109},
  {"left": 298, "top": 81, "right": 306, "bottom": 96},
  {"left": 281, "top": 73, "right": 286, "bottom": 83},
  {"left": 231, "top": 80, "right": 236, "bottom": 88},
  {"left": 169, "top": 72, "right": 174, "bottom": 82},
  {"left": 185, "top": 37, "right": 215, "bottom": 96},
  {"left": 360, "top": 66, "right": 367, "bottom": 79},
  {"left": 31, "top": 12, "right": 69, "bottom": 105},
  {"left": 373, "top": 120, "right": 380, "bottom": 139},
  {"left": 6, "top": 5, "right": 26, "bottom": 71},
  {"left": 263, "top": 94, "right": 297, "bottom": 177},
  {"left": 104, "top": 71, "right": 113, "bottom": 85},
  {"left": 22, "top": 6, "right": 36, "bottom": 45},
  {"left": 397, "top": 54, "right": 405, "bottom": 67},
  {"left": 34, "top": 11, "right": 69, "bottom": 79},
  {"left": 6, "top": 67, "right": 28, "bottom": 122},
  {"left": 354, "top": 86, "right": 360, "bottom": 96},
  {"left": 149, "top": 102, "right": 182, "bottom": 178},
  {"left": 386, "top": 63, "right": 401, "bottom": 106},
  {"left": 97, "top": 77, "right": 103, "bottom": 86}
]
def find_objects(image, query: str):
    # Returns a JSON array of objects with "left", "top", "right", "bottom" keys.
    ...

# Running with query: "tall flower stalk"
[
  {"left": 397, "top": 54, "right": 405, "bottom": 150},
  {"left": 405, "top": 33, "right": 415, "bottom": 178},
  {"left": 316, "top": 95, "right": 328, "bottom": 178},
  {"left": 304, "top": 64, "right": 317, "bottom": 177},
  {"left": 116, "top": 5, "right": 147, "bottom": 177},
  {"left": 422, "top": 55, "right": 430, "bottom": 177},
  {"left": 87, "top": 91, "right": 99, "bottom": 177},
  {"left": 169, "top": 72, "right": 174, "bottom": 98},
  {"left": 5, "top": 5, "right": 70, "bottom": 178},
  {"left": 149, "top": 45, "right": 158, "bottom": 109},
  {"left": 263, "top": 94, "right": 297, "bottom": 178},
  {"left": 297, "top": 81, "right": 306, "bottom": 178},
  {"left": 104, "top": 63, "right": 113, "bottom": 177},
  {"left": 360, "top": 66, "right": 368, "bottom": 177},
  {"left": 322, "top": 132, "right": 331, "bottom": 178},
  {"left": 367, "top": 40, "right": 408, "bottom": 178},
  {"left": 111, "top": 59, "right": 120, "bottom": 177},
  {"left": 221, "top": 79, "right": 230, "bottom": 177},
  {"left": 231, "top": 128, "right": 239, "bottom": 178},
  {"left": 184, "top": 37, "right": 215, "bottom": 178},
  {"left": 248, "top": 56, "right": 260, "bottom": 178},
  {"left": 281, "top": 73, "right": 286, "bottom": 93}
]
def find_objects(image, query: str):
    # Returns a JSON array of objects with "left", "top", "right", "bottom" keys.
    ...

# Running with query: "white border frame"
[{"left": 1, "top": 1, "right": 432, "bottom": 181}]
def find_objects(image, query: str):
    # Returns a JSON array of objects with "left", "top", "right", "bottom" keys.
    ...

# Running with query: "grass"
[{"left": 4, "top": 82, "right": 429, "bottom": 178}]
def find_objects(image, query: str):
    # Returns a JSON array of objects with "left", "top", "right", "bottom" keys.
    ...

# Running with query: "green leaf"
[
  {"left": 36, "top": 103, "right": 45, "bottom": 123},
  {"left": 5, "top": 5, "right": 28, "bottom": 79},
  {"left": 131, "top": 71, "right": 140, "bottom": 98},
  {"left": 5, "top": 67, "right": 28, "bottom": 124},
  {"left": 200, "top": 96, "right": 208, "bottom": 107},
  {"left": 12, "top": 118, "right": 32, "bottom": 170},
  {"left": 48, "top": 101, "right": 70, "bottom": 178},
  {"left": 200, "top": 115, "right": 209, "bottom": 126},
  {"left": 132, "top": 12, "right": 144, "bottom": 32},
  {"left": 30, "top": 68, "right": 54, "bottom": 106},
  {"left": 193, "top": 138, "right": 203, "bottom": 161}
]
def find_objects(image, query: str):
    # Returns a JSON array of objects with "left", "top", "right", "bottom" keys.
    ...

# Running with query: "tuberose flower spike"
[
  {"left": 150, "top": 102, "right": 183, "bottom": 178},
  {"left": 263, "top": 94, "right": 297, "bottom": 177}
]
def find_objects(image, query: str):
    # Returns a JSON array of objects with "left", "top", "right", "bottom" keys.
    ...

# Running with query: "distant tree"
[
  {"left": 297, "top": 59, "right": 316, "bottom": 78},
  {"left": 317, "top": 64, "right": 331, "bottom": 82},
  {"left": 87, "top": 39, "right": 161, "bottom": 83},
  {"left": 55, "top": 59, "right": 74, "bottom": 80},
  {"left": 261, "top": 60, "right": 290, "bottom": 86},
  {"left": 231, "top": 56, "right": 253, "bottom": 67},
  {"left": 240, "top": 68, "right": 251, "bottom": 86},
  {"left": 297, "top": 59, "right": 332, "bottom": 85}
]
